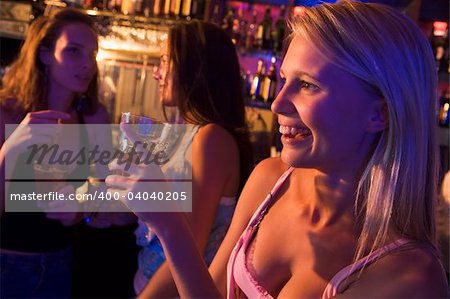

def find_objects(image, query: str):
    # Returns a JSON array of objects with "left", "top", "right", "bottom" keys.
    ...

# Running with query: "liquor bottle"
[
  {"left": 221, "top": 8, "right": 234, "bottom": 36},
  {"left": 261, "top": 6, "right": 273, "bottom": 50},
  {"left": 190, "top": 0, "right": 205, "bottom": 18},
  {"left": 121, "top": 0, "right": 135, "bottom": 15},
  {"left": 142, "top": 0, "right": 154, "bottom": 16},
  {"left": 207, "top": 0, "right": 223, "bottom": 24},
  {"left": 272, "top": 5, "right": 286, "bottom": 53},
  {"left": 153, "top": 0, "right": 163, "bottom": 16},
  {"left": 241, "top": 69, "right": 252, "bottom": 98},
  {"left": 261, "top": 57, "right": 278, "bottom": 103},
  {"left": 181, "top": 0, "right": 192, "bottom": 17},
  {"left": 245, "top": 11, "right": 258, "bottom": 50},
  {"left": 250, "top": 59, "right": 266, "bottom": 101},
  {"left": 238, "top": 8, "right": 247, "bottom": 48},
  {"left": 170, "top": 0, "right": 182, "bottom": 16},
  {"left": 108, "top": 0, "right": 122, "bottom": 12},
  {"left": 231, "top": 8, "right": 244, "bottom": 46},
  {"left": 438, "top": 89, "right": 449, "bottom": 127},
  {"left": 135, "top": 0, "right": 144, "bottom": 15},
  {"left": 438, "top": 31, "right": 449, "bottom": 73},
  {"left": 431, "top": 22, "right": 449, "bottom": 72},
  {"left": 163, "top": 0, "right": 171, "bottom": 16}
]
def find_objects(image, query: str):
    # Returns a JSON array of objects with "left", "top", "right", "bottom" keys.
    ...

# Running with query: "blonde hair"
[{"left": 289, "top": 1, "right": 438, "bottom": 262}]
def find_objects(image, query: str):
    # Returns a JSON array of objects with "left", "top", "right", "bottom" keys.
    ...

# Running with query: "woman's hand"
[
  {"left": 105, "top": 123, "right": 183, "bottom": 234},
  {"left": 3, "top": 110, "right": 70, "bottom": 154},
  {"left": 39, "top": 184, "right": 82, "bottom": 226}
]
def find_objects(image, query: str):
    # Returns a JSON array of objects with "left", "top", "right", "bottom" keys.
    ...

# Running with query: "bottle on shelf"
[
  {"left": 438, "top": 89, "right": 449, "bottom": 127},
  {"left": 221, "top": 8, "right": 234, "bottom": 36},
  {"left": 438, "top": 32, "right": 449, "bottom": 73},
  {"left": 231, "top": 8, "right": 244, "bottom": 46},
  {"left": 250, "top": 58, "right": 266, "bottom": 101},
  {"left": 207, "top": 0, "right": 223, "bottom": 24},
  {"left": 142, "top": 0, "right": 153, "bottom": 16},
  {"left": 162, "top": 0, "right": 171, "bottom": 17},
  {"left": 181, "top": 0, "right": 192, "bottom": 17},
  {"left": 153, "top": 0, "right": 166, "bottom": 16},
  {"left": 238, "top": 8, "right": 248, "bottom": 48},
  {"left": 261, "top": 56, "right": 277, "bottom": 103},
  {"left": 431, "top": 21, "right": 449, "bottom": 73},
  {"left": 272, "top": 5, "right": 286, "bottom": 53},
  {"left": 245, "top": 11, "right": 258, "bottom": 51},
  {"left": 241, "top": 69, "right": 252, "bottom": 98},
  {"left": 121, "top": 0, "right": 135, "bottom": 15},
  {"left": 135, "top": 0, "right": 144, "bottom": 15},
  {"left": 261, "top": 6, "right": 273, "bottom": 50},
  {"left": 170, "top": 0, "right": 182, "bottom": 17},
  {"left": 108, "top": 0, "right": 122, "bottom": 12},
  {"left": 190, "top": 0, "right": 205, "bottom": 18}
]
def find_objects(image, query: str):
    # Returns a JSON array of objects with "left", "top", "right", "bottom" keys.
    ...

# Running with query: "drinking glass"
[
  {"left": 119, "top": 112, "right": 182, "bottom": 156},
  {"left": 32, "top": 129, "right": 72, "bottom": 196}
]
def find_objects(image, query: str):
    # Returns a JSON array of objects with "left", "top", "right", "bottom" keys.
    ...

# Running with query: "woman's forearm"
[
  {"left": 154, "top": 214, "right": 223, "bottom": 298},
  {"left": 137, "top": 262, "right": 179, "bottom": 298}
]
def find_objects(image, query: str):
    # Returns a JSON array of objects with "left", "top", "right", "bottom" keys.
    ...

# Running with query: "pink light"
[
  {"left": 293, "top": 6, "right": 306, "bottom": 16},
  {"left": 433, "top": 21, "right": 448, "bottom": 37}
]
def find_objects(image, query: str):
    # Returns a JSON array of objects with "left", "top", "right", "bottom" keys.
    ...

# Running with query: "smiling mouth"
[{"left": 279, "top": 125, "right": 312, "bottom": 138}]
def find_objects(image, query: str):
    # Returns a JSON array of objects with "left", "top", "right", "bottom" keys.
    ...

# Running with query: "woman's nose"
[{"left": 271, "top": 87, "right": 294, "bottom": 115}]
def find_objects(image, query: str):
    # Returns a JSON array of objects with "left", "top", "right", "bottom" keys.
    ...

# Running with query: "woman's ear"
[
  {"left": 39, "top": 47, "right": 51, "bottom": 65},
  {"left": 366, "top": 100, "right": 389, "bottom": 133}
]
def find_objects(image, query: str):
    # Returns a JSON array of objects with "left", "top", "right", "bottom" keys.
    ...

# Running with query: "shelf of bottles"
[
  {"left": 221, "top": 1, "right": 289, "bottom": 108},
  {"left": 47, "top": 0, "right": 221, "bottom": 24}
]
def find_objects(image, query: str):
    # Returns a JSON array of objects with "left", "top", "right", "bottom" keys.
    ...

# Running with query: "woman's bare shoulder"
[
  {"left": 195, "top": 123, "right": 236, "bottom": 147},
  {"left": 340, "top": 244, "right": 449, "bottom": 298},
  {"left": 236, "top": 157, "right": 290, "bottom": 216}
]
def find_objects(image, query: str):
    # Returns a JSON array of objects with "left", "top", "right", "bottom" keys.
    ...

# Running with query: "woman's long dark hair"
[{"left": 168, "top": 20, "right": 253, "bottom": 193}]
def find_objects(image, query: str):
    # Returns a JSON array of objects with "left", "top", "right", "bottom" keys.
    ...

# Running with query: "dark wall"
[
  {"left": 0, "top": 37, "right": 23, "bottom": 67},
  {"left": 420, "top": 0, "right": 450, "bottom": 21}
]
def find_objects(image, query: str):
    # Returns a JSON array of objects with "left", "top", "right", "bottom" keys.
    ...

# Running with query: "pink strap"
[
  {"left": 321, "top": 238, "right": 412, "bottom": 299},
  {"left": 227, "top": 167, "right": 294, "bottom": 299}
]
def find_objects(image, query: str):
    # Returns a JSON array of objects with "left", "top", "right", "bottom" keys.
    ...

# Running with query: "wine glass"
[{"left": 119, "top": 112, "right": 181, "bottom": 157}]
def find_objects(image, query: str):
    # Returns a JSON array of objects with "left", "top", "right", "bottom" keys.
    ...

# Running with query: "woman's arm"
[
  {"left": 1, "top": 107, "right": 69, "bottom": 215},
  {"left": 105, "top": 120, "right": 288, "bottom": 297},
  {"left": 140, "top": 124, "right": 239, "bottom": 297},
  {"left": 334, "top": 246, "right": 449, "bottom": 298},
  {"left": 139, "top": 156, "right": 288, "bottom": 298}
]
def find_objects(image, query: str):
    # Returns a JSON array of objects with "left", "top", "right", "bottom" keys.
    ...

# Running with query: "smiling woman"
[{"left": 105, "top": 2, "right": 449, "bottom": 298}]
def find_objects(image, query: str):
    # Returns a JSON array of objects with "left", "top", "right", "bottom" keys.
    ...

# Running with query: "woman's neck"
[
  {"left": 46, "top": 83, "right": 75, "bottom": 112},
  {"left": 294, "top": 168, "right": 360, "bottom": 228}
]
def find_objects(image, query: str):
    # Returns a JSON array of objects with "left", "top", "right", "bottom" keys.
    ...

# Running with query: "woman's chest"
[{"left": 246, "top": 201, "right": 357, "bottom": 297}]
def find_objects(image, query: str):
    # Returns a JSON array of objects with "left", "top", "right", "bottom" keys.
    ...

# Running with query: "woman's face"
[
  {"left": 153, "top": 39, "right": 175, "bottom": 106},
  {"left": 272, "top": 36, "right": 383, "bottom": 174},
  {"left": 44, "top": 22, "right": 98, "bottom": 94}
]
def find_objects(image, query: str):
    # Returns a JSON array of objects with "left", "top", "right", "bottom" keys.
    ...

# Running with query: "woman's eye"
[
  {"left": 300, "top": 80, "right": 318, "bottom": 91},
  {"left": 67, "top": 47, "right": 80, "bottom": 55}
]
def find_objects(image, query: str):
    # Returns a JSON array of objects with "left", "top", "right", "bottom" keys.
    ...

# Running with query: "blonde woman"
[{"left": 107, "top": 1, "right": 449, "bottom": 297}]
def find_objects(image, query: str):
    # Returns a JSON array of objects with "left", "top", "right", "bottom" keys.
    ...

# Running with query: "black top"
[{"left": 1, "top": 111, "right": 89, "bottom": 252}]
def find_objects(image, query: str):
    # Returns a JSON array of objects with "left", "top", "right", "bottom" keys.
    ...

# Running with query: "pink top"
[{"left": 226, "top": 167, "right": 412, "bottom": 299}]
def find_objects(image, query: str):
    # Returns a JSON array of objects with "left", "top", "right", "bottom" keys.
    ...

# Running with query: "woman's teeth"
[{"left": 279, "top": 125, "right": 311, "bottom": 137}]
